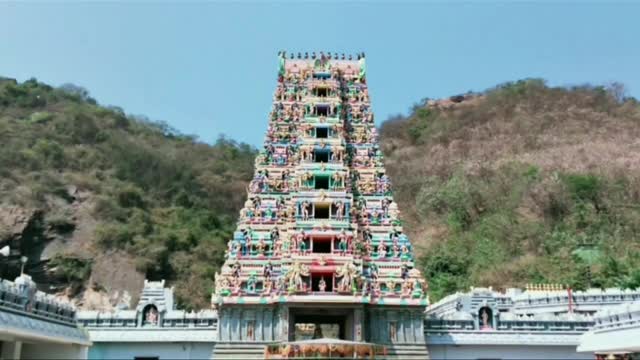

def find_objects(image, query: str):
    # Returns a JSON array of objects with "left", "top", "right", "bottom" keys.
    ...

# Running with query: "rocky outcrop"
[
  {"left": 0, "top": 190, "right": 145, "bottom": 310},
  {"left": 0, "top": 206, "right": 39, "bottom": 248}
]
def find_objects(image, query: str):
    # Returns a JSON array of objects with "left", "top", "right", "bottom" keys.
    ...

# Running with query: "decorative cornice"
[
  {"left": 426, "top": 330, "right": 583, "bottom": 346},
  {"left": 87, "top": 328, "right": 217, "bottom": 342},
  {"left": 0, "top": 309, "right": 91, "bottom": 346}
]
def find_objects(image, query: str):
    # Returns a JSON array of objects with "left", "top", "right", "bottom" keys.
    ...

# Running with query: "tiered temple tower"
[{"left": 212, "top": 52, "right": 428, "bottom": 358}]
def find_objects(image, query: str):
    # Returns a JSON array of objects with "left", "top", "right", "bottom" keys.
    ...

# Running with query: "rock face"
[
  {"left": 0, "top": 206, "right": 38, "bottom": 247},
  {"left": 0, "top": 192, "right": 145, "bottom": 310}
]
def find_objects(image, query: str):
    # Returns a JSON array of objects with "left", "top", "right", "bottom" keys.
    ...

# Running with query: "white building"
[
  {"left": 426, "top": 286, "right": 640, "bottom": 360},
  {"left": 78, "top": 280, "right": 217, "bottom": 360},
  {"left": 578, "top": 301, "right": 640, "bottom": 359},
  {"left": 0, "top": 274, "right": 91, "bottom": 359}
]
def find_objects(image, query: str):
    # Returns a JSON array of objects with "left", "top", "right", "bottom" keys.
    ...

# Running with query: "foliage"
[
  {"left": 0, "top": 77, "right": 256, "bottom": 309},
  {"left": 380, "top": 80, "right": 640, "bottom": 302},
  {"left": 48, "top": 254, "right": 93, "bottom": 294}
]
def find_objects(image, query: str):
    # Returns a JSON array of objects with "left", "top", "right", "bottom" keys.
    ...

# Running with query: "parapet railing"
[
  {"left": 424, "top": 318, "right": 594, "bottom": 332},
  {"left": 0, "top": 278, "right": 77, "bottom": 327},
  {"left": 513, "top": 290, "right": 640, "bottom": 311},
  {"left": 77, "top": 312, "right": 217, "bottom": 329}
]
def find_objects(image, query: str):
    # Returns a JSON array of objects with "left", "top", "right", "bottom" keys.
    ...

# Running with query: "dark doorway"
[
  {"left": 314, "top": 149, "right": 329, "bottom": 163},
  {"left": 315, "top": 204, "right": 330, "bottom": 219},
  {"left": 312, "top": 239, "right": 331, "bottom": 253},
  {"left": 315, "top": 175, "right": 329, "bottom": 190},
  {"left": 316, "top": 127, "right": 328, "bottom": 138},
  {"left": 316, "top": 105, "right": 328, "bottom": 116}
]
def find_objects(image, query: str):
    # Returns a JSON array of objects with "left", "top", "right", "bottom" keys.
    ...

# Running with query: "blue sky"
[{"left": 1, "top": 2, "right": 639, "bottom": 146}]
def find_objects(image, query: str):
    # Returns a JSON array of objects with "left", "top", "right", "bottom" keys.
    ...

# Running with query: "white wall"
[
  {"left": 428, "top": 344, "right": 591, "bottom": 360},
  {"left": 21, "top": 343, "right": 88, "bottom": 359},
  {"left": 89, "top": 342, "right": 214, "bottom": 360}
]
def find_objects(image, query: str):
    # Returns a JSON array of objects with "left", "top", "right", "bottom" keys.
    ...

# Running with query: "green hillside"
[
  {"left": 0, "top": 77, "right": 256, "bottom": 309},
  {"left": 380, "top": 79, "right": 640, "bottom": 300},
  {"left": 2, "top": 76, "right": 639, "bottom": 308}
]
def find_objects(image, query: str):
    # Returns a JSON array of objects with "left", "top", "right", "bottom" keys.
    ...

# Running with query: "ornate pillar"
[{"left": 354, "top": 308, "right": 364, "bottom": 341}]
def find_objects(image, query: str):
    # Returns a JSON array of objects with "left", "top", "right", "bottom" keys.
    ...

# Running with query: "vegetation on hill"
[
  {"left": 3, "top": 76, "right": 640, "bottom": 308},
  {"left": 380, "top": 79, "right": 640, "bottom": 300},
  {"left": 0, "top": 77, "right": 256, "bottom": 309}
]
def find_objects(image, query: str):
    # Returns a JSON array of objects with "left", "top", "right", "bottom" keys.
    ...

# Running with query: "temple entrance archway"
[{"left": 289, "top": 307, "right": 355, "bottom": 341}]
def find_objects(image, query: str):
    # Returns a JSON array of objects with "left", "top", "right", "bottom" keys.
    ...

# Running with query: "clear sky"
[{"left": 2, "top": 2, "right": 639, "bottom": 146}]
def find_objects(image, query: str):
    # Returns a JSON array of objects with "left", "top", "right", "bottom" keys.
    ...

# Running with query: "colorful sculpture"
[{"left": 211, "top": 53, "right": 427, "bottom": 354}]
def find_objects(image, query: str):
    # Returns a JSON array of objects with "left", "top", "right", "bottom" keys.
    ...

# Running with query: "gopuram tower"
[{"left": 212, "top": 52, "right": 429, "bottom": 359}]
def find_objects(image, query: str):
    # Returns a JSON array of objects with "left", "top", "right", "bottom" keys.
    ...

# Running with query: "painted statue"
[
  {"left": 336, "top": 261, "right": 360, "bottom": 293},
  {"left": 285, "top": 261, "right": 310, "bottom": 293}
]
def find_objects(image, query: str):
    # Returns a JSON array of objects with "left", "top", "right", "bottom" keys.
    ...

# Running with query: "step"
[{"left": 211, "top": 342, "right": 269, "bottom": 360}]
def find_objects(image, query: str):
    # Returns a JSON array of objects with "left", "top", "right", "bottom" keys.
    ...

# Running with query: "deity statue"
[
  {"left": 232, "top": 276, "right": 242, "bottom": 295},
  {"left": 285, "top": 261, "right": 310, "bottom": 293},
  {"left": 318, "top": 277, "right": 327, "bottom": 292},
  {"left": 369, "top": 263, "right": 379, "bottom": 280},
  {"left": 412, "top": 278, "right": 424, "bottom": 298},
  {"left": 481, "top": 308, "right": 490, "bottom": 328},
  {"left": 247, "top": 320, "right": 255, "bottom": 340},
  {"left": 335, "top": 201, "right": 345, "bottom": 221},
  {"left": 332, "top": 171, "right": 344, "bottom": 189},
  {"left": 215, "top": 275, "right": 231, "bottom": 296},
  {"left": 337, "top": 230, "right": 348, "bottom": 254},
  {"left": 400, "top": 245, "right": 411, "bottom": 261},
  {"left": 144, "top": 306, "right": 159, "bottom": 326},
  {"left": 263, "top": 261, "right": 273, "bottom": 279},
  {"left": 299, "top": 238, "right": 307, "bottom": 254},
  {"left": 262, "top": 279, "right": 273, "bottom": 296},
  {"left": 401, "top": 278, "right": 413, "bottom": 298},
  {"left": 247, "top": 273, "right": 258, "bottom": 294},
  {"left": 381, "top": 198, "right": 390, "bottom": 217},
  {"left": 389, "top": 322, "right": 397, "bottom": 342},
  {"left": 233, "top": 241, "right": 242, "bottom": 258},
  {"left": 264, "top": 207, "right": 273, "bottom": 222},
  {"left": 231, "top": 261, "right": 241, "bottom": 278},
  {"left": 371, "top": 280, "right": 381, "bottom": 297},
  {"left": 400, "top": 264, "right": 409, "bottom": 280},
  {"left": 301, "top": 201, "right": 311, "bottom": 220},
  {"left": 336, "top": 261, "right": 360, "bottom": 293},
  {"left": 377, "top": 242, "right": 387, "bottom": 259},
  {"left": 271, "top": 226, "right": 280, "bottom": 241},
  {"left": 282, "top": 236, "right": 291, "bottom": 254},
  {"left": 256, "top": 237, "right": 267, "bottom": 256}
]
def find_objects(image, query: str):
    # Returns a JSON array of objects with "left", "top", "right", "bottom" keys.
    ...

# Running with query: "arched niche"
[{"left": 142, "top": 304, "right": 159, "bottom": 326}]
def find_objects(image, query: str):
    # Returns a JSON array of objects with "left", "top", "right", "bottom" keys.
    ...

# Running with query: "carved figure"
[
  {"left": 143, "top": 305, "right": 159, "bottom": 326},
  {"left": 318, "top": 277, "right": 327, "bottom": 292},
  {"left": 285, "top": 261, "right": 310, "bottom": 293},
  {"left": 336, "top": 261, "right": 360, "bottom": 293}
]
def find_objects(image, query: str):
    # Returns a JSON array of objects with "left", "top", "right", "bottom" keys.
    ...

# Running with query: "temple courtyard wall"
[
  {"left": 428, "top": 344, "right": 591, "bottom": 360},
  {"left": 87, "top": 343, "right": 213, "bottom": 359}
]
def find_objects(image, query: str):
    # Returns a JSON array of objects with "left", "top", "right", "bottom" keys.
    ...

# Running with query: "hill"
[
  {"left": 0, "top": 77, "right": 256, "bottom": 309},
  {"left": 3, "top": 76, "right": 640, "bottom": 308},
  {"left": 380, "top": 79, "right": 640, "bottom": 300}
]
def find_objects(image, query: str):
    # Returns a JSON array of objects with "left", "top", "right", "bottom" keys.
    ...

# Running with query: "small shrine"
[{"left": 211, "top": 51, "right": 429, "bottom": 358}]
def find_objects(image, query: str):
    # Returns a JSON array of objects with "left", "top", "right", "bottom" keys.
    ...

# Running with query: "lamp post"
[{"left": 20, "top": 256, "right": 27, "bottom": 275}]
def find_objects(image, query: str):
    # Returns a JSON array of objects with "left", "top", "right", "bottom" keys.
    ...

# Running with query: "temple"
[
  {"left": 210, "top": 51, "right": 429, "bottom": 359},
  {"left": 0, "top": 274, "right": 90, "bottom": 359},
  {"left": 5, "top": 52, "right": 640, "bottom": 359}
]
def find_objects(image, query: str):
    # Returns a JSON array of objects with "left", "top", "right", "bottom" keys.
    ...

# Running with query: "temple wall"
[
  {"left": 428, "top": 344, "right": 590, "bottom": 360},
  {"left": 87, "top": 342, "right": 214, "bottom": 359},
  {"left": 217, "top": 305, "right": 280, "bottom": 342},
  {"left": 367, "top": 307, "right": 425, "bottom": 344}
]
